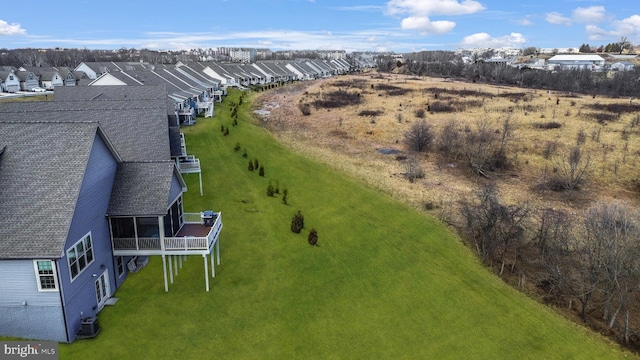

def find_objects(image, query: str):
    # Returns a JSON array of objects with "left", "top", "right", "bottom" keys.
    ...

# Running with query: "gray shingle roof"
[
  {"left": 0, "top": 121, "right": 104, "bottom": 259},
  {"left": 52, "top": 85, "right": 168, "bottom": 101},
  {"left": 0, "top": 102, "right": 170, "bottom": 162},
  {"left": 107, "top": 161, "right": 180, "bottom": 216}
]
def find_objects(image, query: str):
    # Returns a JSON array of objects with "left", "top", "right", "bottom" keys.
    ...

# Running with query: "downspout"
[{"left": 55, "top": 260, "right": 71, "bottom": 343}]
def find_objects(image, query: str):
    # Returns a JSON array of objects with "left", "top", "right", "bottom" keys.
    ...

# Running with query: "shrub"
[
  {"left": 358, "top": 109, "right": 384, "bottom": 117},
  {"left": 221, "top": 124, "right": 225, "bottom": 133},
  {"left": 259, "top": 165, "right": 265, "bottom": 177},
  {"left": 308, "top": 229, "right": 318, "bottom": 246},
  {"left": 415, "top": 109, "right": 425, "bottom": 118},
  {"left": 242, "top": 149, "right": 248, "bottom": 158},
  {"left": 534, "top": 121, "right": 562, "bottom": 130},
  {"left": 291, "top": 211, "right": 304, "bottom": 233},
  {"left": 311, "top": 90, "right": 362, "bottom": 109},
  {"left": 267, "top": 183, "right": 275, "bottom": 197},
  {"left": 248, "top": 160, "right": 254, "bottom": 171},
  {"left": 253, "top": 158, "right": 259, "bottom": 170},
  {"left": 298, "top": 103, "right": 312, "bottom": 116},
  {"left": 234, "top": 142, "right": 241, "bottom": 152},
  {"left": 282, "top": 188, "right": 288, "bottom": 205}
]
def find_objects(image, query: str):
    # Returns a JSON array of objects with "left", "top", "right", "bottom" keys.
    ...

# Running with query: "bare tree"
[
  {"left": 461, "top": 119, "right": 513, "bottom": 177},
  {"left": 404, "top": 119, "right": 433, "bottom": 152},
  {"left": 459, "top": 184, "right": 531, "bottom": 273},
  {"left": 437, "top": 119, "right": 462, "bottom": 159},
  {"left": 556, "top": 146, "right": 590, "bottom": 195},
  {"left": 583, "top": 202, "right": 640, "bottom": 343},
  {"left": 403, "top": 154, "right": 425, "bottom": 183}
]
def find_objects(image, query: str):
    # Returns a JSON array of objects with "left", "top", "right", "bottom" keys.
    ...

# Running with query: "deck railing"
[
  {"left": 176, "top": 155, "right": 201, "bottom": 173},
  {"left": 112, "top": 212, "right": 222, "bottom": 253}
]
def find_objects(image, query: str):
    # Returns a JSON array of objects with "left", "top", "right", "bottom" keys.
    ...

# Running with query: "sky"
[{"left": 1, "top": 0, "right": 639, "bottom": 53}]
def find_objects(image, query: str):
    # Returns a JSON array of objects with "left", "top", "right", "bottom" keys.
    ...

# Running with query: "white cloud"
[
  {"left": 572, "top": 6, "right": 606, "bottom": 23},
  {"left": 514, "top": 17, "right": 532, "bottom": 26},
  {"left": 612, "top": 15, "right": 640, "bottom": 39},
  {"left": 401, "top": 16, "right": 456, "bottom": 34},
  {"left": 386, "top": 0, "right": 485, "bottom": 16},
  {"left": 386, "top": 0, "right": 484, "bottom": 34},
  {"left": 460, "top": 32, "right": 527, "bottom": 48},
  {"left": 545, "top": 12, "right": 572, "bottom": 26},
  {"left": 584, "top": 24, "right": 614, "bottom": 41},
  {"left": 0, "top": 20, "right": 26, "bottom": 35}
]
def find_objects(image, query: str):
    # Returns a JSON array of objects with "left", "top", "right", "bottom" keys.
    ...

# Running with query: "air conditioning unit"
[{"left": 77, "top": 317, "right": 100, "bottom": 339}]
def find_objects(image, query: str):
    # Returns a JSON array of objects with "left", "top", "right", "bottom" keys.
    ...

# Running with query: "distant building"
[{"left": 547, "top": 54, "right": 605, "bottom": 70}]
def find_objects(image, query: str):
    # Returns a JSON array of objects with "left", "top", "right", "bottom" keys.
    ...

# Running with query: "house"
[
  {"left": 547, "top": 54, "right": 605, "bottom": 70},
  {"left": 610, "top": 62, "right": 635, "bottom": 72},
  {"left": 53, "top": 67, "right": 79, "bottom": 86},
  {"left": 14, "top": 70, "right": 39, "bottom": 91},
  {"left": 0, "top": 70, "right": 20, "bottom": 93},
  {"left": 20, "top": 67, "right": 64, "bottom": 90},
  {"left": 0, "top": 92, "right": 222, "bottom": 343}
]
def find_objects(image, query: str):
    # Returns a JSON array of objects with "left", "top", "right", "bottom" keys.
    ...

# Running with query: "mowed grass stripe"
[{"left": 59, "top": 89, "right": 633, "bottom": 359}]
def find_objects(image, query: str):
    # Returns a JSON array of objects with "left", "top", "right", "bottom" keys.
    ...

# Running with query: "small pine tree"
[
  {"left": 242, "top": 149, "right": 248, "bottom": 158},
  {"left": 282, "top": 188, "right": 288, "bottom": 205},
  {"left": 267, "top": 183, "right": 275, "bottom": 197},
  {"left": 248, "top": 160, "right": 254, "bottom": 171},
  {"left": 253, "top": 158, "right": 259, "bottom": 170},
  {"left": 275, "top": 180, "right": 280, "bottom": 194},
  {"left": 291, "top": 211, "right": 304, "bottom": 233},
  {"left": 224, "top": 128, "right": 230, "bottom": 136},
  {"left": 308, "top": 229, "right": 318, "bottom": 246},
  {"left": 234, "top": 142, "right": 241, "bottom": 152},
  {"left": 259, "top": 165, "right": 265, "bottom": 177}
]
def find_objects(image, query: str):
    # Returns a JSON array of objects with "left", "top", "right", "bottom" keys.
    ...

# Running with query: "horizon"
[{"left": 1, "top": 1, "right": 638, "bottom": 53}]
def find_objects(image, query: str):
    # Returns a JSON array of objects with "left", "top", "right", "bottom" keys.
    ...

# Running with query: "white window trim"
[
  {"left": 116, "top": 256, "right": 125, "bottom": 278},
  {"left": 33, "top": 260, "right": 59, "bottom": 292},
  {"left": 67, "top": 232, "right": 95, "bottom": 282}
]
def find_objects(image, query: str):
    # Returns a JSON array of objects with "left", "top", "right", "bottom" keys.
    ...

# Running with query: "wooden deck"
[{"left": 176, "top": 223, "right": 212, "bottom": 237}]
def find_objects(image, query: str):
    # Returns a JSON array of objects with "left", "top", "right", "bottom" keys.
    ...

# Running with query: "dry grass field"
[{"left": 254, "top": 72, "right": 640, "bottom": 220}]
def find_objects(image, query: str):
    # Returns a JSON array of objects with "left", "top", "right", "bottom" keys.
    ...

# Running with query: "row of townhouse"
[
  {"left": 0, "top": 56, "right": 361, "bottom": 344},
  {"left": 0, "top": 59, "right": 358, "bottom": 125},
  {"left": 0, "top": 85, "right": 223, "bottom": 343}
]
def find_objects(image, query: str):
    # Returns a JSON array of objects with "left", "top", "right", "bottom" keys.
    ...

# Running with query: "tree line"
[{"left": 377, "top": 52, "right": 640, "bottom": 98}]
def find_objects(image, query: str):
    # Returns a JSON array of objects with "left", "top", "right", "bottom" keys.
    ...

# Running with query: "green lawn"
[{"left": 59, "top": 89, "right": 635, "bottom": 359}]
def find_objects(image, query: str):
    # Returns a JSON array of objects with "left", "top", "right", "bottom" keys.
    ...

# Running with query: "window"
[
  {"left": 67, "top": 233, "right": 94, "bottom": 281},
  {"left": 33, "top": 260, "right": 58, "bottom": 291},
  {"left": 116, "top": 256, "right": 124, "bottom": 277},
  {"left": 9, "top": 76, "right": 13, "bottom": 80}
]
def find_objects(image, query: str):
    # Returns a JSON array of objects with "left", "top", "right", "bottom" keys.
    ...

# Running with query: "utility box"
[
  {"left": 78, "top": 317, "right": 100, "bottom": 338},
  {"left": 201, "top": 210, "right": 214, "bottom": 226}
]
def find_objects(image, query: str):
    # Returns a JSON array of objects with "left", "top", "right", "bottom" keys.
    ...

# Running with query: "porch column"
[
  {"left": 199, "top": 172, "right": 203, "bottom": 196},
  {"left": 169, "top": 255, "right": 174, "bottom": 284},
  {"left": 203, "top": 254, "right": 210, "bottom": 292},
  {"left": 216, "top": 238, "right": 221, "bottom": 265},
  {"left": 210, "top": 251, "right": 215, "bottom": 278},
  {"left": 174, "top": 255, "right": 178, "bottom": 276},
  {"left": 162, "top": 255, "right": 168, "bottom": 292}
]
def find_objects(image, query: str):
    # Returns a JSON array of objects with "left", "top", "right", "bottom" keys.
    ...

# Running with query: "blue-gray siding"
[
  {"left": 56, "top": 133, "right": 119, "bottom": 342},
  {"left": 0, "top": 260, "right": 66, "bottom": 342}
]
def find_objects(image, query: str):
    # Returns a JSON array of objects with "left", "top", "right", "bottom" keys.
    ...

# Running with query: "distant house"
[
  {"left": 21, "top": 67, "right": 64, "bottom": 89},
  {"left": 0, "top": 70, "right": 20, "bottom": 93},
  {"left": 610, "top": 62, "right": 635, "bottom": 72},
  {"left": 14, "top": 70, "right": 39, "bottom": 91},
  {"left": 547, "top": 54, "right": 605, "bottom": 70},
  {"left": 0, "top": 90, "right": 222, "bottom": 343},
  {"left": 53, "top": 67, "right": 78, "bottom": 86}
]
